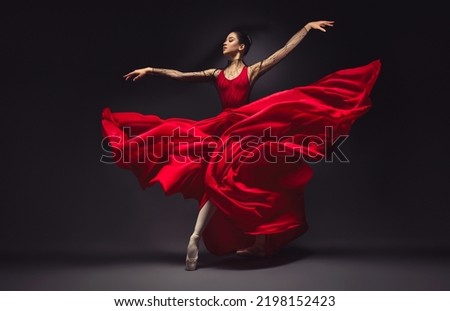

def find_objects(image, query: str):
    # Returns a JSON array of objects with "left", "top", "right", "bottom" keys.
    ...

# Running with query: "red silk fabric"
[{"left": 101, "top": 60, "right": 381, "bottom": 255}]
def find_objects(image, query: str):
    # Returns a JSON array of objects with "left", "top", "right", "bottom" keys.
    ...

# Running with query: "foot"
[
  {"left": 236, "top": 235, "right": 266, "bottom": 257},
  {"left": 236, "top": 245, "right": 266, "bottom": 257},
  {"left": 185, "top": 234, "right": 200, "bottom": 271}
]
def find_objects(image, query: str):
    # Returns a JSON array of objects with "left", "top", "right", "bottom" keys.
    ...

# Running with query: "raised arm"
[
  {"left": 248, "top": 20, "right": 334, "bottom": 84},
  {"left": 123, "top": 67, "right": 219, "bottom": 83}
]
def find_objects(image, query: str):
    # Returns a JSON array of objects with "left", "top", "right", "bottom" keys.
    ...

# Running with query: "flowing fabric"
[{"left": 101, "top": 59, "right": 381, "bottom": 255}]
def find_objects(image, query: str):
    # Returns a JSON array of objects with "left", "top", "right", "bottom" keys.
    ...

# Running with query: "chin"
[{"left": 223, "top": 51, "right": 235, "bottom": 58}]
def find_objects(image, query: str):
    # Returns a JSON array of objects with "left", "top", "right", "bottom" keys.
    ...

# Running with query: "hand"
[
  {"left": 123, "top": 68, "right": 151, "bottom": 82},
  {"left": 306, "top": 20, "right": 335, "bottom": 32}
]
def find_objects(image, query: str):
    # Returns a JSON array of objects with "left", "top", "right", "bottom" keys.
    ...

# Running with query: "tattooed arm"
[
  {"left": 248, "top": 20, "right": 334, "bottom": 85},
  {"left": 123, "top": 67, "right": 220, "bottom": 82}
]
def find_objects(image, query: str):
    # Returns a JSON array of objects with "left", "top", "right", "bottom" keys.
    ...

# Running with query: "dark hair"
[{"left": 231, "top": 30, "right": 252, "bottom": 55}]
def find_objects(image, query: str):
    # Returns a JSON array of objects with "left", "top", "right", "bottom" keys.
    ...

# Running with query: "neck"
[{"left": 228, "top": 58, "right": 244, "bottom": 66}]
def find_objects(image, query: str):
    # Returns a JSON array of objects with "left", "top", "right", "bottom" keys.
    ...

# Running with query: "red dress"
[{"left": 101, "top": 60, "right": 381, "bottom": 255}]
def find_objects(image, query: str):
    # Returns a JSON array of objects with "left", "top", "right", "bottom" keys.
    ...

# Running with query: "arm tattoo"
[
  {"left": 258, "top": 27, "right": 309, "bottom": 75},
  {"left": 152, "top": 68, "right": 216, "bottom": 82}
]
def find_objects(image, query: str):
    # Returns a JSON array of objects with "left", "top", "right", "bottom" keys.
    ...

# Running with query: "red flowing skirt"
[{"left": 101, "top": 60, "right": 381, "bottom": 255}]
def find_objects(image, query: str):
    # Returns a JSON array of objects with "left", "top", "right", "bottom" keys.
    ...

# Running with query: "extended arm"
[
  {"left": 123, "top": 67, "right": 219, "bottom": 82},
  {"left": 249, "top": 20, "right": 334, "bottom": 84}
]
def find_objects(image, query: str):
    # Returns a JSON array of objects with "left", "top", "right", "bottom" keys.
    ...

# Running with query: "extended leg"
[
  {"left": 185, "top": 199, "right": 217, "bottom": 271},
  {"left": 192, "top": 199, "right": 217, "bottom": 237}
]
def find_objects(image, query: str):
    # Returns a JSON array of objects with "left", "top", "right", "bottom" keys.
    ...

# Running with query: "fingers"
[
  {"left": 321, "top": 21, "right": 334, "bottom": 27},
  {"left": 123, "top": 71, "right": 140, "bottom": 81},
  {"left": 315, "top": 20, "right": 334, "bottom": 32},
  {"left": 123, "top": 71, "right": 134, "bottom": 77},
  {"left": 123, "top": 72, "right": 134, "bottom": 81},
  {"left": 316, "top": 21, "right": 334, "bottom": 27},
  {"left": 132, "top": 73, "right": 145, "bottom": 82}
]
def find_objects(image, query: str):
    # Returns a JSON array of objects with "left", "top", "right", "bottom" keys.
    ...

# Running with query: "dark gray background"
[{"left": 1, "top": 1, "right": 449, "bottom": 290}]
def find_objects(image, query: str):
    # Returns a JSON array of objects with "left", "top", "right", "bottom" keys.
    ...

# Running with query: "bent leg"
[{"left": 236, "top": 234, "right": 266, "bottom": 257}]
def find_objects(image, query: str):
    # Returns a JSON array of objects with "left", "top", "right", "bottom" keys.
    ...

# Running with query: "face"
[{"left": 223, "top": 32, "right": 245, "bottom": 56}]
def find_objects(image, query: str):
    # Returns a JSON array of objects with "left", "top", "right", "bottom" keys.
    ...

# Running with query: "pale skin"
[
  {"left": 123, "top": 20, "right": 334, "bottom": 269},
  {"left": 123, "top": 20, "right": 334, "bottom": 84}
]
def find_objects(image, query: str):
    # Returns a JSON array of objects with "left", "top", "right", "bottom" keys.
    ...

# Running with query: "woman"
[{"left": 101, "top": 20, "right": 381, "bottom": 271}]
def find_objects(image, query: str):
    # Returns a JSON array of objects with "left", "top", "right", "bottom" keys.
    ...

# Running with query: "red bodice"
[{"left": 215, "top": 66, "right": 251, "bottom": 110}]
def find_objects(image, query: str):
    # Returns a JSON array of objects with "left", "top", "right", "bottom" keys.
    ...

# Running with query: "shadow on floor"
[{"left": 1, "top": 244, "right": 449, "bottom": 270}]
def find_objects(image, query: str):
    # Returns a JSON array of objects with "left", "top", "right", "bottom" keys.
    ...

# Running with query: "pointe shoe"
[
  {"left": 185, "top": 255, "right": 198, "bottom": 271},
  {"left": 185, "top": 234, "right": 200, "bottom": 271},
  {"left": 236, "top": 245, "right": 266, "bottom": 257}
]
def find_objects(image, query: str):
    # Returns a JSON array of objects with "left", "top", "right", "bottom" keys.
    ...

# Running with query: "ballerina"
[{"left": 102, "top": 20, "right": 380, "bottom": 271}]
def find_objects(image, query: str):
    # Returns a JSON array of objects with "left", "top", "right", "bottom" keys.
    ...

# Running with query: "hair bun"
[{"left": 246, "top": 34, "right": 252, "bottom": 44}]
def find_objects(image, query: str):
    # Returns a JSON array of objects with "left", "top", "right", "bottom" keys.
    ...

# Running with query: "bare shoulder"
[
  {"left": 247, "top": 61, "right": 264, "bottom": 84},
  {"left": 211, "top": 68, "right": 221, "bottom": 78},
  {"left": 200, "top": 68, "right": 220, "bottom": 77},
  {"left": 187, "top": 68, "right": 221, "bottom": 82}
]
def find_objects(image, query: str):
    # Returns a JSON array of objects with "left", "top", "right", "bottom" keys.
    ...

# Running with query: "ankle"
[{"left": 190, "top": 233, "right": 200, "bottom": 240}]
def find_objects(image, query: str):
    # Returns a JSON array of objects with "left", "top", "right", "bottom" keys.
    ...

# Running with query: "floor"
[{"left": 1, "top": 239, "right": 449, "bottom": 291}]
